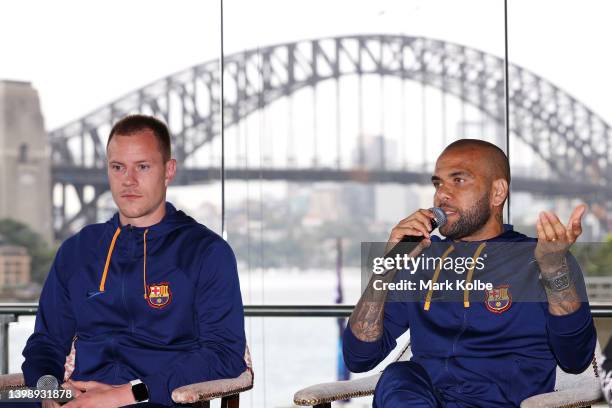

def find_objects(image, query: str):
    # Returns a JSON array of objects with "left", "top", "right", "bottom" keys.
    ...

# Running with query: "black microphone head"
[
  {"left": 36, "top": 375, "right": 59, "bottom": 390},
  {"left": 429, "top": 207, "right": 447, "bottom": 230}
]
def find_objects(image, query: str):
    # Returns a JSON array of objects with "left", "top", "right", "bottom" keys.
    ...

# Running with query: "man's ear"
[
  {"left": 164, "top": 159, "right": 177, "bottom": 187},
  {"left": 491, "top": 178, "right": 508, "bottom": 207}
]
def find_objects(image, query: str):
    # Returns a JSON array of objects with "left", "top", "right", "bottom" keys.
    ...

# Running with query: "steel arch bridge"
[{"left": 49, "top": 34, "right": 612, "bottom": 238}]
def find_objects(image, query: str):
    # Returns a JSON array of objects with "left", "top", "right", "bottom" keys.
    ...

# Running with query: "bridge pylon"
[{"left": 0, "top": 80, "right": 53, "bottom": 244}]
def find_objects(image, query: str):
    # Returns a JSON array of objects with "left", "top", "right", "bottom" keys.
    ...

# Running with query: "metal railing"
[
  {"left": 1, "top": 303, "right": 611, "bottom": 375},
  {"left": 2, "top": 303, "right": 612, "bottom": 317}
]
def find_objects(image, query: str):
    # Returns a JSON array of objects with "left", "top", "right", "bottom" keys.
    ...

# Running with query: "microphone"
[
  {"left": 377, "top": 207, "right": 448, "bottom": 274},
  {"left": 400, "top": 207, "right": 447, "bottom": 243},
  {"left": 36, "top": 374, "right": 59, "bottom": 390}
]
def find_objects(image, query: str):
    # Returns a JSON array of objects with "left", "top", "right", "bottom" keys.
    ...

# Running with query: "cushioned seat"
[{"left": 293, "top": 336, "right": 604, "bottom": 408}]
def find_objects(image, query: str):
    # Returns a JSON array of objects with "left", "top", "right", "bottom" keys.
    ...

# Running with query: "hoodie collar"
[
  {"left": 108, "top": 202, "right": 188, "bottom": 238},
  {"left": 99, "top": 202, "right": 190, "bottom": 299}
]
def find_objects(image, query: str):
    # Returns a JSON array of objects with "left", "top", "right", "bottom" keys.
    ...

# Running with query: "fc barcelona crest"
[
  {"left": 147, "top": 282, "right": 172, "bottom": 309},
  {"left": 485, "top": 285, "right": 511, "bottom": 314}
]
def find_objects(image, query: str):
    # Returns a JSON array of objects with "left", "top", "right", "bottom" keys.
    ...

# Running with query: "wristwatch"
[
  {"left": 130, "top": 379, "right": 149, "bottom": 403},
  {"left": 541, "top": 272, "right": 571, "bottom": 292}
]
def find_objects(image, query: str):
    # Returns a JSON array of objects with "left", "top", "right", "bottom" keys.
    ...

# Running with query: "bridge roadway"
[{"left": 53, "top": 165, "right": 611, "bottom": 199}]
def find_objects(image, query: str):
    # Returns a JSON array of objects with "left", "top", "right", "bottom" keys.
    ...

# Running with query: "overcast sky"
[{"left": 1, "top": 0, "right": 611, "bottom": 130}]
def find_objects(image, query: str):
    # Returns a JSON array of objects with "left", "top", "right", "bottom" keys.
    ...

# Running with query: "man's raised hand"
[{"left": 535, "top": 204, "right": 586, "bottom": 274}]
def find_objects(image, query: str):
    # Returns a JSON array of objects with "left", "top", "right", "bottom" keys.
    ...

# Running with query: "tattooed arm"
[
  {"left": 538, "top": 260, "right": 581, "bottom": 315},
  {"left": 343, "top": 243, "right": 425, "bottom": 372},
  {"left": 535, "top": 205, "right": 585, "bottom": 315},
  {"left": 348, "top": 209, "right": 435, "bottom": 342},
  {"left": 348, "top": 267, "right": 400, "bottom": 342},
  {"left": 535, "top": 204, "right": 597, "bottom": 373}
]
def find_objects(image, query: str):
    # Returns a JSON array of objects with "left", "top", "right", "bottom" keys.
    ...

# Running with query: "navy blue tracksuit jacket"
[
  {"left": 22, "top": 202, "right": 246, "bottom": 406},
  {"left": 344, "top": 225, "right": 597, "bottom": 407}
]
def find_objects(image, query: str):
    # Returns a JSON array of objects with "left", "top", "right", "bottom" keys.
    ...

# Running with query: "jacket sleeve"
[
  {"left": 343, "top": 301, "right": 410, "bottom": 373},
  {"left": 142, "top": 239, "right": 247, "bottom": 405},
  {"left": 544, "top": 254, "right": 597, "bottom": 374},
  {"left": 22, "top": 242, "right": 77, "bottom": 387}
]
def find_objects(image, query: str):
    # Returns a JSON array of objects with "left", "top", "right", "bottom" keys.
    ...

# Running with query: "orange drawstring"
[
  {"left": 424, "top": 245, "right": 455, "bottom": 311},
  {"left": 99, "top": 227, "right": 121, "bottom": 292},
  {"left": 463, "top": 243, "right": 487, "bottom": 308},
  {"left": 98, "top": 226, "right": 150, "bottom": 302}
]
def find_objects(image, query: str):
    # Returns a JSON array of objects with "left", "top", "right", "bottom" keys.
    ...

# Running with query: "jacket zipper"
[
  {"left": 452, "top": 308, "right": 469, "bottom": 355},
  {"left": 446, "top": 307, "right": 469, "bottom": 388},
  {"left": 122, "top": 226, "right": 135, "bottom": 334}
]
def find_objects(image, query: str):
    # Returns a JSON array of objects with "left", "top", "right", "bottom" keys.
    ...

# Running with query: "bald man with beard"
[{"left": 343, "top": 139, "right": 597, "bottom": 407}]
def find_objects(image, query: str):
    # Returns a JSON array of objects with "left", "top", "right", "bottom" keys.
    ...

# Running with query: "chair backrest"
[
  {"left": 64, "top": 338, "right": 76, "bottom": 381},
  {"left": 393, "top": 335, "right": 412, "bottom": 362},
  {"left": 554, "top": 340, "right": 602, "bottom": 393},
  {"left": 244, "top": 345, "right": 253, "bottom": 374}
]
